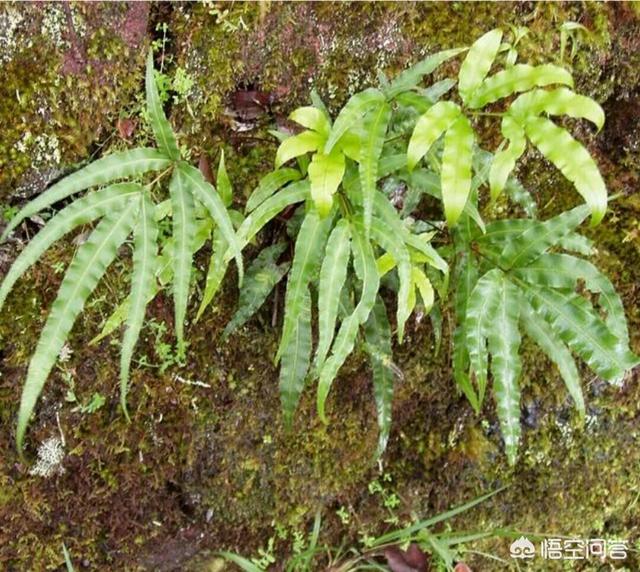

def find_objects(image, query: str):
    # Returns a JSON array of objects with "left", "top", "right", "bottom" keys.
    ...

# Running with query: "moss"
[{"left": 0, "top": 3, "right": 149, "bottom": 199}]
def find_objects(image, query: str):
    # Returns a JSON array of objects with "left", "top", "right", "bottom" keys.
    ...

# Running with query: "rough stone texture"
[
  {"left": 0, "top": 2, "right": 149, "bottom": 201},
  {"left": 0, "top": 2, "right": 639, "bottom": 571}
]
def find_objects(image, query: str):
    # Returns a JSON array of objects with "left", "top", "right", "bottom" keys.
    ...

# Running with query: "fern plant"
[
  {"left": 2, "top": 28, "right": 637, "bottom": 466},
  {"left": 224, "top": 28, "right": 636, "bottom": 462},
  {"left": 217, "top": 48, "right": 475, "bottom": 456},
  {"left": 407, "top": 28, "right": 606, "bottom": 227},
  {"left": 453, "top": 206, "right": 637, "bottom": 464},
  {"left": 0, "top": 51, "right": 242, "bottom": 454},
  {"left": 402, "top": 29, "right": 637, "bottom": 463}
]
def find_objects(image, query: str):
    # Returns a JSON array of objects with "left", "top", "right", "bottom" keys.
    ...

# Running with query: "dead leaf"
[
  {"left": 116, "top": 118, "right": 136, "bottom": 141},
  {"left": 198, "top": 153, "right": 214, "bottom": 185},
  {"left": 384, "top": 543, "right": 428, "bottom": 572}
]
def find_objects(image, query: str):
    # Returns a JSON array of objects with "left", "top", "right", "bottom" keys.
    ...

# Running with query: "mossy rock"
[{"left": 0, "top": 2, "right": 149, "bottom": 201}]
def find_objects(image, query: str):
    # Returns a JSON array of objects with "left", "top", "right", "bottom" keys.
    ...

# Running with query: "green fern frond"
[
  {"left": 145, "top": 49, "right": 180, "bottom": 161},
  {"left": 521, "top": 301, "right": 584, "bottom": 416},
  {"left": 441, "top": 114, "right": 475, "bottom": 227},
  {"left": 279, "top": 286, "right": 313, "bottom": 429},
  {"left": 17, "top": 200, "right": 139, "bottom": 453},
  {"left": 487, "top": 275, "right": 522, "bottom": 465},
  {"left": 317, "top": 221, "right": 379, "bottom": 422},
  {"left": 223, "top": 243, "right": 290, "bottom": 339},
  {"left": 308, "top": 150, "right": 345, "bottom": 217},
  {"left": 386, "top": 47, "right": 465, "bottom": 99},
  {"left": 120, "top": 192, "right": 159, "bottom": 419},
  {"left": 364, "top": 296, "right": 395, "bottom": 458},
  {"left": 359, "top": 102, "right": 391, "bottom": 235},
  {"left": 458, "top": 29, "right": 503, "bottom": 103},
  {"left": 467, "top": 64, "right": 573, "bottom": 109},
  {"left": 523, "top": 116, "right": 607, "bottom": 225},
  {"left": 324, "top": 88, "right": 385, "bottom": 154},
  {"left": 0, "top": 184, "right": 141, "bottom": 311},
  {"left": 315, "top": 220, "right": 352, "bottom": 371},
  {"left": 277, "top": 208, "right": 333, "bottom": 364},
  {"left": 407, "top": 101, "right": 461, "bottom": 171},
  {"left": 168, "top": 168, "right": 197, "bottom": 357},
  {"left": 1, "top": 148, "right": 170, "bottom": 241}
]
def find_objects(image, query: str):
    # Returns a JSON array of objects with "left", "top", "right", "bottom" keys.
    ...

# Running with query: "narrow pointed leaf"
[
  {"left": 324, "top": 88, "right": 385, "bottom": 154},
  {"left": 510, "top": 88, "right": 604, "bottom": 130},
  {"left": 370, "top": 217, "right": 412, "bottom": 342},
  {"left": 195, "top": 227, "right": 227, "bottom": 321},
  {"left": 317, "top": 222, "right": 379, "bottom": 422},
  {"left": 513, "top": 253, "right": 629, "bottom": 344},
  {"left": 467, "top": 64, "right": 573, "bottom": 108},
  {"left": 169, "top": 168, "right": 196, "bottom": 356},
  {"left": 146, "top": 50, "right": 180, "bottom": 160},
  {"left": 490, "top": 116, "right": 527, "bottom": 200},
  {"left": 120, "top": 192, "right": 158, "bottom": 419},
  {"left": 500, "top": 205, "right": 589, "bottom": 268},
  {"left": 523, "top": 284, "right": 638, "bottom": 382},
  {"left": 216, "top": 149, "right": 233, "bottom": 207},
  {"left": 1, "top": 148, "right": 170, "bottom": 241},
  {"left": 289, "top": 106, "right": 331, "bottom": 137},
  {"left": 524, "top": 116, "right": 607, "bottom": 225},
  {"left": 521, "top": 301, "right": 584, "bottom": 416},
  {"left": 277, "top": 208, "right": 333, "bottom": 362},
  {"left": 315, "top": 220, "right": 351, "bottom": 370},
  {"left": 275, "top": 130, "right": 324, "bottom": 168},
  {"left": 308, "top": 150, "right": 345, "bottom": 217},
  {"left": 218, "top": 552, "right": 264, "bottom": 572},
  {"left": 280, "top": 287, "right": 313, "bottom": 428},
  {"left": 465, "top": 269, "right": 502, "bottom": 405},
  {"left": 441, "top": 114, "right": 474, "bottom": 227},
  {"left": 359, "top": 102, "right": 391, "bottom": 235},
  {"left": 557, "top": 231, "right": 594, "bottom": 256},
  {"left": 178, "top": 162, "right": 244, "bottom": 283},
  {"left": 245, "top": 168, "right": 301, "bottom": 213},
  {"left": 0, "top": 184, "right": 141, "bottom": 311},
  {"left": 17, "top": 201, "right": 138, "bottom": 452},
  {"left": 386, "top": 47, "right": 465, "bottom": 99},
  {"left": 407, "top": 101, "right": 461, "bottom": 171},
  {"left": 223, "top": 243, "right": 290, "bottom": 339},
  {"left": 412, "top": 267, "right": 434, "bottom": 312},
  {"left": 458, "top": 29, "right": 503, "bottom": 103},
  {"left": 364, "top": 296, "right": 394, "bottom": 458},
  {"left": 452, "top": 220, "right": 479, "bottom": 410},
  {"left": 487, "top": 276, "right": 522, "bottom": 465},
  {"left": 237, "top": 181, "right": 308, "bottom": 248}
]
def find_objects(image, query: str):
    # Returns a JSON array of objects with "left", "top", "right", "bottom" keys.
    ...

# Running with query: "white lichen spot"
[
  {"left": 29, "top": 436, "right": 66, "bottom": 478},
  {"left": 0, "top": 7, "right": 24, "bottom": 64},
  {"left": 555, "top": 418, "right": 575, "bottom": 447},
  {"left": 15, "top": 131, "right": 62, "bottom": 168},
  {"left": 40, "top": 4, "right": 69, "bottom": 50},
  {"left": 585, "top": 412, "right": 599, "bottom": 433},
  {"left": 59, "top": 344, "right": 73, "bottom": 363}
]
